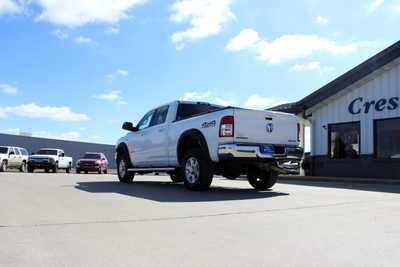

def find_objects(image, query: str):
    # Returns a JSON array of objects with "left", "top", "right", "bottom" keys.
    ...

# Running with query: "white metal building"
[{"left": 272, "top": 41, "right": 400, "bottom": 179}]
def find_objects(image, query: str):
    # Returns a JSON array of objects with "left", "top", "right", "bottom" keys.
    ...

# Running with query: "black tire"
[
  {"left": 98, "top": 167, "right": 102, "bottom": 175},
  {"left": 53, "top": 163, "right": 58, "bottom": 173},
  {"left": 28, "top": 166, "right": 34, "bottom": 173},
  {"left": 0, "top": 160, "right": 7, "bottom": 172},
  {"left": 66, "top": 164, "right": 71, "bottom": 173},
  {"left": 45, "top": 168, "right": 50, "bottom": 173},
  {"left": 169, "top": 170, "right": 183, "bottom": 183},
  {"left": 181, "top": 148, "right": 213, "bottom": 191},
  {"left": 19, "top": 162, "right": 27, "bottom": 173},
  {"left": 247, "top": 170, "right": 278, "bottom": 190},
  {"left": 76, "top": 169, "right": 81, "bottom": 174},
  {"left": 117, "top": 153, "right": 134, "bottom": 183},
  {"left": 103, "top": 169, "right": 108, "bottom": 174},
  {"left": 84, "top": 171, "right": 88, "bottom": 174}
]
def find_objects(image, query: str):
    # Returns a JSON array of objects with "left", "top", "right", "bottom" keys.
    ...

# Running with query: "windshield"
[
  {"left": 0, "top": 147, "right": 8, "bottom": 154},
  {"left": 37, "top": 150, "right": 58, "bottom": 155},
  {"left": 83, "top": 153, "right": 101, "bottom": 159}
]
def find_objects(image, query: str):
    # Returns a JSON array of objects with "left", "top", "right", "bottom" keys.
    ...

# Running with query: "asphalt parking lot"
[{"left": 1, "top": 172, "right": 399, "bottom": 267}]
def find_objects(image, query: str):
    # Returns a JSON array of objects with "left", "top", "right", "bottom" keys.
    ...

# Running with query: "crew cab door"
[
  {"left": 129, "top": 106, "right": 170, "bottom": 167},
  {"left": 128, "top": 106, "right": 169, "bottom": 168}
]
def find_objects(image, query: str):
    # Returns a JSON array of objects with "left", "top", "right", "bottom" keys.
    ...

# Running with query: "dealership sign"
[{"left": 349, "top": 97, "right": 399, "bottom": 114}]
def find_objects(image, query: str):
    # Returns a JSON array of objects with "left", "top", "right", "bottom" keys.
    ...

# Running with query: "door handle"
[{"left": 158, "top": 128, "right": 165, "bottom": 133}]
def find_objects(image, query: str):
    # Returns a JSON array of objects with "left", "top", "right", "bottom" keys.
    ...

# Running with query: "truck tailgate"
[{"left": 233, "top": 108, "right": 298, "bottom": 146}]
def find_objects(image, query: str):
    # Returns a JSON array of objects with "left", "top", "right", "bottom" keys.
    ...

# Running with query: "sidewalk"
[{"left": 279, "top": 175, "right": 400, "bottom": 185}]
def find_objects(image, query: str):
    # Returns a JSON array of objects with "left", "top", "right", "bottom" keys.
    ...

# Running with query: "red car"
[{"left": 76, "top": 153, "right": 108, "bottom": 174}]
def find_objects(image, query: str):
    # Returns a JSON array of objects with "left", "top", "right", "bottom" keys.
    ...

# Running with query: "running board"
[{"left": 128, "top": 167, "right": 175, "bottom": 172}]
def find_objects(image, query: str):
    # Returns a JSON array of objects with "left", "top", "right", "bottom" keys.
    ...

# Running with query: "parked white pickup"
[
  {"left": 28, "top": 148, "right": 73, "bottom": 173},
  {"left": 116, "top": 101, "right": 300, "bottom": 191}
]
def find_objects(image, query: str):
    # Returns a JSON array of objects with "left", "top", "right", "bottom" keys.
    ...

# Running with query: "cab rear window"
[{"left": 176, "top": 104, "right": 222, "bottom": 121}]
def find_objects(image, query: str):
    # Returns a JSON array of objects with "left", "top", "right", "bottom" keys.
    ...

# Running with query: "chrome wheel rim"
[
  {"left": 185, "top": 157, "right": 200, "bottom": 184},
  {"left": 118, "top": 159, "right": 126, "bottom": 177}
]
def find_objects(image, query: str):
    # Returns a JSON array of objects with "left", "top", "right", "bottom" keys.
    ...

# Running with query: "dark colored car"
[{"left": 76, "top": 153, "right": 108, "bottom": 174}]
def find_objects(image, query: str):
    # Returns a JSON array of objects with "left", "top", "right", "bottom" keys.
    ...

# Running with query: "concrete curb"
[{"left": 278, "top": 175, "right": 400, "bottom": 185}]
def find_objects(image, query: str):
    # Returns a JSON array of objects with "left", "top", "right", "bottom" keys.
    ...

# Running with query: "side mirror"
[
  {"left": 31, "top": 152, "right": 35, "bottom": 155},
  {"left": 122, "top": 122, "right": 139, "bottom": 132},
  {"left": 61, "top": 153, "right": 65, "bottom": 157},
  {"left": 9, "top": 152, "right": 15, "bottom": 157}
]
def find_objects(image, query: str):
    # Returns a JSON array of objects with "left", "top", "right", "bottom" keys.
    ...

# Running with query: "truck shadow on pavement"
[
  {"left": 278, "top": 180, "right": 400, "bottom": 194},
  {"left": 75, "top": 181, "right": 289, "bottom": 202}
]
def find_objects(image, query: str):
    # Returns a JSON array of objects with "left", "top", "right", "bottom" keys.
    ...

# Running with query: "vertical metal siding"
[{"left": 312, "top": 63, "right": 400, "bottom": 156}]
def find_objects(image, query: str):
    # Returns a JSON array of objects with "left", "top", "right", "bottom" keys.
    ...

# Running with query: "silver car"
[{"left": 0, "top": 146, "right": 29, "bottom": 172}]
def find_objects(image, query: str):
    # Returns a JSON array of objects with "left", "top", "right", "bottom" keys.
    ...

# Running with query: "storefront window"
[
  {"left": 329, "top": 122, "right": 360, "bottom": 159},
  {"left": 375, "top": 118, "right": 400, "bottom": 159}
]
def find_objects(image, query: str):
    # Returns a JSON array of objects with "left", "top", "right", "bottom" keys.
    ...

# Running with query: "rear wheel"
[
  {"left": 19, "top": 162, "right": 27, "bottom": 173},
  {"left": 103, "top": 169, "right": 108, "bottom": 174},
  {"left": 66, "top": 164, "right": 71, "bottom": 173},
  {"left": 182, "top": 148, "right": 213, "bottom": 191},
  {"left": 45, "top": 168, "right": 50, "bottom": 173},
  {"left": 117, "top": 154, "right": 134, "bottom": 183},
  {"left": 247, "top": 170, "right": 278, "bottom": 190},
  {"left": 98, "top": 167, "right": 102, "bottom": 174},
  {"left": 76, "top": 169, "right": 81, "bottom": 174},
  {"left": 0, "top": 160, "right": 7, "bottom": 172}
]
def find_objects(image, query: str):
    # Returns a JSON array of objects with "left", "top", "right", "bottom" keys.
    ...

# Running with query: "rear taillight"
[
  {"left": 219, "top": 116, "right": 234, "bottom": 137},
  {"left": 297, "top": 123, "right": 301, "bottom": 142}
]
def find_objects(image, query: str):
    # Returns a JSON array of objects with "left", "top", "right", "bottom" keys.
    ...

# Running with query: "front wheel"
[
  {"left": 0, "top": 161, "right": 7, "bottom": 172},
  {"left": 28, "top": 165, "right": 34, "bottom": 173},
  {"left": 117, "top": 154, "right": 134, "bottom": 183},
  {"left": 248, "top": 170, "right": 278, "bottom": 190},
  {"left": 182, "top": 148, "right": 213, "bottom": 191},
  {"left": 53, "top": 163, "right": 58, "bottom": 173}
]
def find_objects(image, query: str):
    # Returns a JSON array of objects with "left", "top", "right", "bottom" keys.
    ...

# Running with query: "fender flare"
[
  {"left": 116, "top": 142, "right": 134, "bottom": 167},
  {"left": 177, "top": 129, "right": 211, "bottom": 164}
]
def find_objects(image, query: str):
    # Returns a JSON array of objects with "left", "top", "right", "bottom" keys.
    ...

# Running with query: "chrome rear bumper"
[{"left": 218, "top": 144, "right": 287, "bottom": 159}]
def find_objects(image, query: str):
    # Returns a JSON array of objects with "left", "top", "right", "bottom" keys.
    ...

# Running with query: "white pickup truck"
[
  {"left": 28, "top": 148, "right": 73, "bottom": 173},
  {"left": 116, "top": 101, "right": 300, "bottom": 191}
]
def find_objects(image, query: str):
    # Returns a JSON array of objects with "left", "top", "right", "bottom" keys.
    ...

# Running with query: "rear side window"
[
  {"left": 15, "top": 148, "right": 21, "bottom": 156},
  {"left": 20, "top": 149, "right": 28, "bottom": 156},
  {"left": 151, "top": 105, "right": 169, "bottom": 126},
  {"left": 176, "top": 104, "right": 222, "bottom": 121}
]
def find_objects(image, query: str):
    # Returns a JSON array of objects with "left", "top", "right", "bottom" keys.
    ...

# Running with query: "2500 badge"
[{"left": 201, "top": 120, "right": 216, "bottom": 128}]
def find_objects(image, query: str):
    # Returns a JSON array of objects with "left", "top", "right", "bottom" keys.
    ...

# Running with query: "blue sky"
[{"left": 0, "top": 0, "right": 399, "bottom": 144}]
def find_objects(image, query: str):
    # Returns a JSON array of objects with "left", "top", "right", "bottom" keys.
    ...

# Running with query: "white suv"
[{"left": 0, "top": 146, "right": 29, "bottom": 172}]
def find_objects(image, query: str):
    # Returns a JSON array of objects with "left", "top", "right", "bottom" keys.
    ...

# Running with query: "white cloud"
[
  {"left": 33, "top": 0, "right": 148, "bottom": 27},
  {"left": 369, "top": 0, "right": 384, "bottom": 11},
  {"left": 315, "top": 16, "right": 328, "bottom": 25},
  {"left": 225, "top": 28, "right": 261, "bottom": 52},
  {"left": 105, "top": 27, "right": 120, "bottom": 34},
  {"left": 53, "top": 29, "right": 69, "bottom": 39},
  {"left": 293, "top": 61, "right": 321, "bottom": 72},
  {"left": 0, "top": 103, "right": 88, "bottom": 121},
  {"left": 180, "top": 91, "right": 212, "bottom": 101},
  {"left": 0, "top": 83, "right": 18, "bottom": 95},
  {"left": 0, "top": 0, "right": 21, "bottom": 16},
  {"left": 244, "top": 95, "right": 286, "bottom": 110},
  {"left": 170, "top": 0, "right": 235, "bottom": 49},
  {"left": 74, "top": 36, "right": 96, "bottom": 45},
  {"left": 226, "top": 28, "right": 370, "bottom": 64},
  {"left": 214, "top": 97, "right": 233, "bottom": 106},
  {"left": 34, "top": 130, "right": 81, "bottom": 141},
  {"left": 94, "top": 90, "right": 127, "bottom": 105},
  {"left": 105, "top": 69, "right": 129, "bottom": 80}
]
